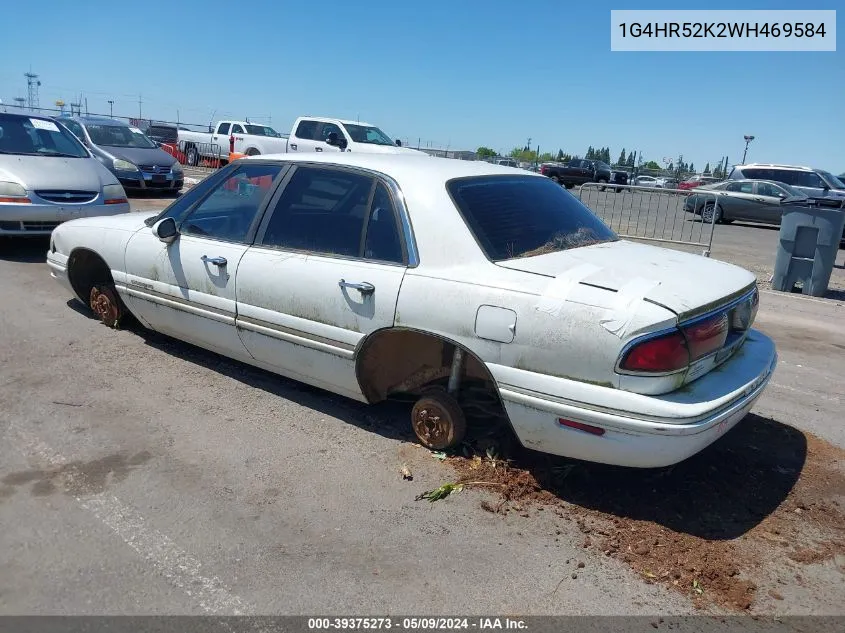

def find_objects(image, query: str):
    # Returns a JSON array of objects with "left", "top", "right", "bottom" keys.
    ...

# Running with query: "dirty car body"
[{"left": 46, "top": 154, "right": 777, "bottom": 468}]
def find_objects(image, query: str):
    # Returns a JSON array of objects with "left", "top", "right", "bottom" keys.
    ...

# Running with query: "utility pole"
[
  {"left": 138, "top": 94, "right": 143, "bottom": 120},
  {"left": 741, "top": 135, "right": 754, "bottom": 164},
  {"left": 108, "top": 100, "right": 114, "bottom": 117}
]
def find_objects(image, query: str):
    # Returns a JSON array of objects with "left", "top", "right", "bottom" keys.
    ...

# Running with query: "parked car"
[
  {"left": 728, "top": 164, "right": 845, "bottom": 201},
  {"left": 684, "top": 179, "right": 808, "bottom": 224},
  {"left": 59, "top": 116, "right": 183, "bottom": 194},
  {"left": 46, "top": 153, "right": 776, "bottom": 468},
  {"left": 494, "top": 158, "right": 519, "bottom": 168},
  {"left": 132, "top": 119, "right": 179, "bottom": 147},
  {"left": 679, "top": 175, "right": 720, "bottom": 190},
  {"left": 179, "top": 116, "right": 426, "bottom": 166},
  {"left": 0, "top": 112, "right": 129, "bottom": 237},
  {"left": 632, "top": 175, "right": 666, "bottom": 188},
  {"left": 540, "top": 159, "right": 616, "bottom": 190}
]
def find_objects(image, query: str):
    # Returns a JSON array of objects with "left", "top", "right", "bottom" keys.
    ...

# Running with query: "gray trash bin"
[{"left": 772, "top": 198, "right": 845, "bottom": 297}]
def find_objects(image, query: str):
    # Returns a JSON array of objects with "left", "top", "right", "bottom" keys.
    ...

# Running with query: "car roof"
[
  {"left": 737, "top": 163, "right": 814, "bottom": 171},
  {"left": 248, "top": 153, "right": 547, "bottom": 268},
  {"left": 298, "top": 116, "right": 376, "bottom": 127},
  {"left": 64, "top": 115, "right": 130, "bottom": 127}
]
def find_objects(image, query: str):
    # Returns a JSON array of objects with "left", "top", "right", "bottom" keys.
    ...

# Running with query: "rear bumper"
[
  {"left": 0, "top": 202, "right": 131, "bottom": 236},
  {"left": 488, "top": 330, "right": 778, "bottom": 468}
]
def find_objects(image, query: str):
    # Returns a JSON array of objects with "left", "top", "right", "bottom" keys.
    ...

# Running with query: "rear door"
[
  {"left": 123, "top": 162, "right": 285, "bottom": 358},
  {"left": 289, "top": 119, "right": 319, "bottom": 153},
  {"left": 235, "top": 165, "right": 410, "bottom": 399}
]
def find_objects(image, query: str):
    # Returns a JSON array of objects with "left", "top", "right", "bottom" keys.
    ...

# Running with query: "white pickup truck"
[{"left": 178, "top": 116, "right": 425, "bottom": 165}]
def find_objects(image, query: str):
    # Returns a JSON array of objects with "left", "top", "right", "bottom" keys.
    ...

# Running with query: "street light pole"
[{"left": 742, "top": 135, "right": 755, "bottom": 164}]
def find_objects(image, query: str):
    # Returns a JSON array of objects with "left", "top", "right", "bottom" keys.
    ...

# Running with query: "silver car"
[
  {"left": 683, "top": 179, "right": 807, "bottom": 224},
  {"left": 0, "top": 112, "right": 130, "bottom": 237}
]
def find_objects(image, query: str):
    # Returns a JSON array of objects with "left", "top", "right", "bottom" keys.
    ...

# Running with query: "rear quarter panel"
[{"left": 395, "top": 264, "right": 677, "bottom": 389}]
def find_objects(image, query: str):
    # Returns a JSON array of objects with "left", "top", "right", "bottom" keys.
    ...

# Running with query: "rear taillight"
[
  {"left": 620, "top": 331, "right": 689, "bottom": 373},
  {"left": 683, "top": 313, "right": 729, "bottom": 361},
  {"left": 540, "top": 165, "right": 548, "bottom": 175}
]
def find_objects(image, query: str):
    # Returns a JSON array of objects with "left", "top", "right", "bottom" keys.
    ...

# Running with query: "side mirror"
[
  {"left": 152, "top": 217, "right": 178, "bottom": 244},
  {"left": 395, "top": 139, "right": 402, "bottom": 147},
  {"left": 326, "top": 132, "right": 348, "bottom": 151}
]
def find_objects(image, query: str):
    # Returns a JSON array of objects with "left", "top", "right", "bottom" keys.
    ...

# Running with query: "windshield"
[
  {"left": 244, "top": 124, "right": 280, "bottom": 137},
  {"left": 86, "top": 124, "right": 156, "bottom": 148},
  {"left": 0, "top": 114, "right": 88, "bottom": 157},
  {"left": 447, "top": 175, "right": 617, "bottom": 260},
  {"left": 342, "top": 124, "right": 395, "bottom": 146},
  {"left": 817, "top": 170, "right": 845, "bottom": 190}
]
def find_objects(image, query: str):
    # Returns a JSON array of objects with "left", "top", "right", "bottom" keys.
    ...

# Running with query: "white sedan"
[
  {"left": 633, "top": 175, "right": 666, "bottom": 188},
  {"left": 47, "top": 154, "right": 777, "bottom": 468}
]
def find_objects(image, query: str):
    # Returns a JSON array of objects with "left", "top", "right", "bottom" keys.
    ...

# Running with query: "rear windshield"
[
  {"left": 0, "top": 114, "right": 88, "bottom": 158},
  {"left": 447, "top": 175, "right": 617, "bottom": 261}
]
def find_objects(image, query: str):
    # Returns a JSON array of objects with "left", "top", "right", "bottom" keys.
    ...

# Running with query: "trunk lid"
[{"left": 496, "top": 239, "right": 756, "bottom": 320}]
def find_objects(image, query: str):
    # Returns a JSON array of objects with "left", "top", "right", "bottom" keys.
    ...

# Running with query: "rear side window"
[
  {"left": 739, "top": 168, "right": 773, "bottom": 180},
  {"left": 217, "top": 123, "right": 231, "bottom": 135},
  {"left": 261, "top": 166, "right": 374, "bottom": 257},
  {"left": 295, "top": 120, "right": 318, "bottom": 140},
  {"left": 447, "top": 176, "right": 617, "bottom": 261}
]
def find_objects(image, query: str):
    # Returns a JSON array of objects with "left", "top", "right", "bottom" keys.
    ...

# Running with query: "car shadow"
[
  {"left": 107, "top": 318, "right": 805, "bottom": 541},
  {"left": 0, "top": 237, "right": 50, "bottom": 263},
  {"left": 133, "top": 325, "right": 415, "bottom": 444},
  {"left": 729, "top": 221, "right": 780, "bottom": 232},
  {"left": 505, "top": 412, "right": 806, "bottom": 540}
]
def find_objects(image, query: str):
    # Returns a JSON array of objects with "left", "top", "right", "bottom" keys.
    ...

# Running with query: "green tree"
[
  {"left": 667, "top": 162, "right": 674, "bottom": 172},
  {"left": 585, "top": 146, "right": 593, "bottom": 159},
  {"left": 644, "top": 160, "right": 661, "bottom": 170},
  {"left": 476, "top": 146, "right": 497, "bottom": 159},
  {"left": 556, "top": 149, "right": 564, "bottom": 161},
  {"left": 602, "top": 147, "right": 611, "bottom": 164},
  {"left": 689, "top": 162, "right": 695, "bottom": 173},
  {"left": 538, "top": 152, "right": 555, "bottom": 162},
  {"left": 617, "top": 148, "right": 626, "bottom": 166},
  {"left": 626, "top": 151, "right": 635, "bottom": 166},
  {"left": 703, "top": 162, "right": 711, "bottom": 174}
]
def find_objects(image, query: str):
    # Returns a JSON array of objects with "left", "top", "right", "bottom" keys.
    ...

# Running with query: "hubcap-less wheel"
[
  {"left": 598, "top": 178, "right": 608, "bottom": 192},
  {"left": 411, "top": 389, "right": 467, "bottom": 451},
  {"left": 187, "top": 147, "right": 198, "bottom": 166},
  {"left": 702, "top": 202, "right": 721, "bottom": 224},
  {"left": 89, "top": 286, "right": 122, "bottom": 327}
]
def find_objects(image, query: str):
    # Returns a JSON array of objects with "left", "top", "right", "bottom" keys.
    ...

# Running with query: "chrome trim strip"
[
  {"left": 122, "top": 286, "right": 235, "bottom": 324},
  {"left": 236, "top": 316, "right": 355, "bottom": 359}
]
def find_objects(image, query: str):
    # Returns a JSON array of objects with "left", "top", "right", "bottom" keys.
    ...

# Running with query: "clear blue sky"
[{"left": 1, "top": 0, "right": 842, "bottom": 172}]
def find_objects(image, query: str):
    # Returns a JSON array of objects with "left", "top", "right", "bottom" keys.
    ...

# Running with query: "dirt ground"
[{"left": 409, "top": 415, "right": 845, "bottom": 614}]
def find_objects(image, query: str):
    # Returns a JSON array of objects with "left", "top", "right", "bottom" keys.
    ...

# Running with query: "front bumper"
[
  {"left": 489, "top": 330, "right": 777, "bottom": 468},
  {"left": 0, "top": 201, "right": 131, "bottom": 236},
  {"left": 116, "top": 170, "right": 183, "bottom": 192}
]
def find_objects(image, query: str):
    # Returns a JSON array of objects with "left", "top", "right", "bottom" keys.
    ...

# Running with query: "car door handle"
[
  {"left": 290, "top": 143, "right": 297, "bottom": 150},
  {"left": 338, "top": 279, "right": 375, "bottom": 295},
  {"left": 754, "top": 197, "right": 764, "bottom": 202},
  {"left": 315, "top": 147, "right": 323, "bottom": 152},
  {"left": 201, "top": 255, "right": 227, "bottom": 267}
]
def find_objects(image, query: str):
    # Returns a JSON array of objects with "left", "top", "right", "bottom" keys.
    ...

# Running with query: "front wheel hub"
[{"left": 90, "top": 286, "right": 121, "bottom": 327}]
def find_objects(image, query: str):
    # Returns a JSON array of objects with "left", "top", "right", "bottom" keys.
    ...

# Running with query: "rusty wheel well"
[
  {"left": 355, "top": 328, "right": 510, "bottom": 426},
  {"left": 67, "top": 249, "right": 114, "bottom": 304}
]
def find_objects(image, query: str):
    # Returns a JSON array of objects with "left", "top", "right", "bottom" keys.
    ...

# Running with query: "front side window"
[
  {"left": 86, "top": 124, "right": 156, "bottom": 148},
  {"left": 180, "top": 163, "right": 282, "bottom": 243},
  {"left": 779, "top": 170, "right": 824, "bottom": 188},
  {"left": 61, "top": 119, "right": 86, "bottom": 141},
  {"left": 817, "top": 170, "right": 844, "bottom": 190},
  {"left": 231, "top": 124, "right": 245, "bottom": 134},
  {"left": 244, "top": 125, "right": 280, "bottom": 137},
  {"left": 0, "top": 114, "right": 88, "bottom": 158},
  {"left": 448, "top": 175, "right": 617, "bottom": 261},
  {"left": 260, "top": 167, "right": 374, "bottom": 257},
  {"left": 757, "top": 182, "right": 784, "bottom": 198},
  {"left": 342, "top": 124, "right": 395, "bottom": 146},
  {"left": 319, "top": 123, "right": 344, "bottom": 142}
]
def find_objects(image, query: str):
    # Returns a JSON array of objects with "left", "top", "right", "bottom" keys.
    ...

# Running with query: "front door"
[
  {"left": 235, "top": 165, "right": 409, "bottom": 399},
  {"left": 123, "top": 162, "right": 284, "bottom": 359},
  {"left": 315, "top": 122, "right": 345, "bottom": 153}
]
